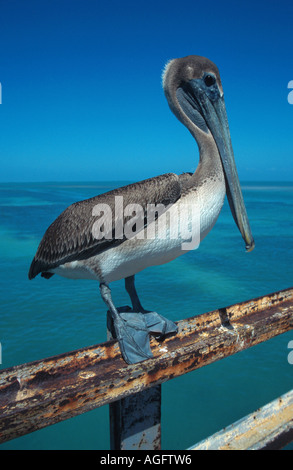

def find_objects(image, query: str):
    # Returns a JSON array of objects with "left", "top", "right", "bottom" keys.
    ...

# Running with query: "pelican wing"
[{"left": 28, "top": 173, "right": 181, "bottom": 279}]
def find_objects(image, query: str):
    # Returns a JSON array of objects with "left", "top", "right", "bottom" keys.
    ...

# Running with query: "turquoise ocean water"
[{"left": 0, "top": 181, "right": 293, "bottom": 450}]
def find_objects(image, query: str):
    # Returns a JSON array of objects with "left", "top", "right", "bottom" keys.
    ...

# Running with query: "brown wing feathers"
[{"left": 28, "top": 173, "right": 182, "bottom": 279}]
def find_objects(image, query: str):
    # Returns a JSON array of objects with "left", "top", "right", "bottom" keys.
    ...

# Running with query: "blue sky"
[{"left": 0, "top": 0, "right": 292, "bottom": 182}]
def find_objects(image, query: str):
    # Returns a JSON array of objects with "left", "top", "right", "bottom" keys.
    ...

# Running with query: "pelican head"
[{"left": 163, "top": 55, "right": 255, "bottom": 252}]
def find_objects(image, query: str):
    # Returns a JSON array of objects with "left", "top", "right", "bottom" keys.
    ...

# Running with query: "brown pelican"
[{"left": 29, "top": 55, "right": 254, "bottom": 364}]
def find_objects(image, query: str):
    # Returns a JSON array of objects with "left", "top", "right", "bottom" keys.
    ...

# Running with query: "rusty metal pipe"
[{"left": 1, "top": 287, "right": 293, "bottom": 444}]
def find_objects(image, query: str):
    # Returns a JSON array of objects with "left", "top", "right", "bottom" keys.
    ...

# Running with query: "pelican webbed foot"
[
  {"left": 107, "top": 306, "right": 153, "bottom": 364},
  {"left": 106, "top": 306, "right": 177, "bottom": 364},
  {"left": 143, "top": 311, "right": 178, "bottom": 339},
  {"left": 100, "top": 279, "right": 177, "bottom": 364},
  {"left": 100, "top": 283, "right": 154, "bottom": 364}
]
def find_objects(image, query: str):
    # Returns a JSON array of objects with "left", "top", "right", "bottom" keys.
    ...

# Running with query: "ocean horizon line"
[{"left": 1, "top": 179, "right": 293, "bottom": 186}]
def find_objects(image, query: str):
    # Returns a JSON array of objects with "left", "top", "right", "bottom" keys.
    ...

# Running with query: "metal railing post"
[{"left": 107, "top": 311, "right": 161, "bottom": 450}]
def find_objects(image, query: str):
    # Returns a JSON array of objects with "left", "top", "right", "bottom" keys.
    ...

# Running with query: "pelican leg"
[
  {"left": 99, "top": 282, "right": 153, "bottom": 364},
  {"left": 125, "top": 275, "right": 144, "bottom": 312},
  {"left": 125, "top": 275, "right": 178, "bottom": 339}
]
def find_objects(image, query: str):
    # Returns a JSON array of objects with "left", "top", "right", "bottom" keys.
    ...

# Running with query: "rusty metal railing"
[
  {"left": 1, "top": 287, "right": 293, "bottom": 449},
  {"left": 189, "top": 389, "right": 293, "bottom": 450}
]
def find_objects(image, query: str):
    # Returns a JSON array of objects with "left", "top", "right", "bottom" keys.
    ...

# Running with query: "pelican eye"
[{"left": 204, "top": 74, "right": 216, "bottom": 87}]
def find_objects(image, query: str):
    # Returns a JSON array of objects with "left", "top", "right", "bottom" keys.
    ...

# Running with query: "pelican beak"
[
  {"left": 179, "top": 79, "right": 255, "bottom": 252},
  {"left": 205, "top": 94, "right": 255, "bottom": 251}
]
